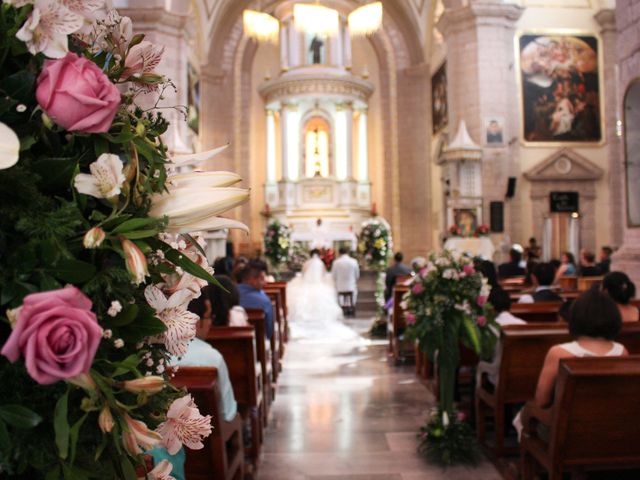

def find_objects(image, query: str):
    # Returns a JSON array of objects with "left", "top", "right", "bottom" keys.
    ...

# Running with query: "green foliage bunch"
[{"left": 263, "top": 220, "right": 291, "bottom": 270}]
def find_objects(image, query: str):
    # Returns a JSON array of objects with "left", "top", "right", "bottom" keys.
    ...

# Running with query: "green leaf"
[
  {"left": 1, "top": 70, "right": 35, "bottom": 104},
  {"left": 128, "top": 33, "right": 145, "bottom": 50},
  {"left": 112, "top": 354, "right": 142, "bottom": 377},
  {"left": 183, "top": 233, "right": 207, "bottom": 259},
  {"left": 461, "top": 317, "right": 481, "bottom": 355},
  {"left": 93, "top": 136, "right": 110, "bottom": 158},
  {"left": 0, "top": 405, "right": 43, "bottom": 429},
  {"left": 112, "top": 217, "right": 159, "bottom": 234},
  {"left": 54, "top": 390, "right": 70, "bottom": 460},
  {"left": 19, "top": 134, "right": 37, "bottom": 152},
  {"left": 133, "top": 138, "right": 157, "bottom": 162},
  {"left": 104, "top": 304, "right": 139, "bottom": 328},
  {"left": 62, "top": 464, "right": 89, "bottom": 480},
  {"left": 32, "top": 156, "right": 79, "bottom": 192},
  {"left": 120, "top": 455, "right": 138, "bottom": 480},
  {"left": 51, "top": 259, "right": 96, "bottom": 283},
  {"left": 0, "top": 419, "right": 9, "bottom": 452},
  {"left": 120, "top": 229, "right": 158, "bottom": 240},
  {"left": 45, "top": 466, "right": 61, "bottom": 480},
  {"left": 69, "top": 413, "right": 88, "bottom": 464}
]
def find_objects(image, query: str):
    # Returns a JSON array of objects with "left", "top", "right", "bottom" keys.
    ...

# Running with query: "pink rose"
[
  {"left": 36, "top": 53, "right": 120, "bottom": 133},
  {"left": 476, "top": 295, "right": 487, "bottom": 307},
  {"left": 419, "top": 268, "right": 428, "bottom": 278},
  {"left": 405, "top": 312, "right": 416, "bottom": 325},
  {"left": 463, "top": 264, "right": 475, "bottom": 275},
  {"left": 476, "top": 315, "right": 487, "bottom": 327},
  {"left": 1, "top": 287, "right": 103, "bottom": 385},
  {"left": 411, "top": 283, "right": 425, "bottom": 295}
]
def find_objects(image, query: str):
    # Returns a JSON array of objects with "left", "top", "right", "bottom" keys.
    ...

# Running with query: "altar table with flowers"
[{"left": 443, "top": 237, "right": 495, "bottom": 260}]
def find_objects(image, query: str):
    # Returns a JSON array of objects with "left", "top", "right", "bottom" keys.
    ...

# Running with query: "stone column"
[
  {"left": 288, "top": 23, "right": 301, "bottom": 68},
  {"left": 438, "top": 2, "right": 524, "bottom": 247},
  {"left": 334, "top": 102, "right": 353, "bottom": 180},
  {"left": 280, "top": 23, "right": 289, "bottom": 72},
  {"left": 595, "top": 9, "right": 623, "bottom": 247},
  {"left": 200, "top": 68, "right": 234, "bottom": 172},
  {"left": 343, "top": 24, "right": 352, "bottom": 70},
  {"left": 611, "top": 0, "right": 640, "bottom": 285},
  {"left": 281, "top": 103, "right": 300, "bottom": 181},
  {"left": 266, "top": 109, "right": 277, "bottom": 183},
  {"left": 356, "top": 107, "right": 369, "bottom": 181}
]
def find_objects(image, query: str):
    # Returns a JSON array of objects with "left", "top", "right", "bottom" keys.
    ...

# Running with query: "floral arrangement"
[
  {"left": 418, "top": 408, "right": 478, "bottom": 465},
  {"left": 358, "top": 217, "right": 392, "bottom": 271},
  {"left": 287, "top": 243, "right": 308, "bottom": 272},
  {"left": 0, "top": 2, "right": 248, "bottom": 479},
  {"left": 263, "top": 220, "right": 291, "bottom": 270},
  {"left": 448, "top": 224, "right": 490, "bottom": 238},
  {"left": 404, "top": 250, "right": 497, "bottom": 465}
]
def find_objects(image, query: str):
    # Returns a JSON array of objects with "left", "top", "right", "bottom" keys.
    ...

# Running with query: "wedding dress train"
[{"left": 286, "top": 255, "right": 361, "bottom": 342}]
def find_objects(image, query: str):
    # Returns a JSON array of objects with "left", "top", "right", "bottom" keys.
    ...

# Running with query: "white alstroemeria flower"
[
  {"left": 121, "top": 40, "right": 165, "bottom": 79},
  {"left": 144, "top": 286, "right": 199, "bottom": 357},
  {"left": 150, "top": 187, "right": 249, "bottom": 233},
  {"left": 0, "top": 122, "right": 20, "bottom": 170},
  {"left": 74, "top": 153, "right": 125, "bottom": 199},
  {"left": 147, "top": 460, "right": 176, "bottom": 480},
  {"left": 58, "top": 0, "right": 107, "bottom": 33},
  {"left": 16, "top": 0, "right": 84, "bottom": 58}
]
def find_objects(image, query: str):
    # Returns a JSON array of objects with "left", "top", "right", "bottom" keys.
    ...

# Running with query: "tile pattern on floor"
[{"left": 257, "top": 320, "right": 502, "bottom": 480}]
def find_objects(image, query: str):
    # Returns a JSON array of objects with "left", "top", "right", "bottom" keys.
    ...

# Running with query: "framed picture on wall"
[
  {"left": 624, "top": 79, "right": 640, "bottom": 227},
  {"left": 516, "top": 32, "right": 603, "bottom": 145},
  {"left": 484, "top": 117, "right": 505, "bottom": 146},
  {"left": 446, "top": 202, "right": 482, "bottom": 237},
  {"left": 432, "top": 62, "right": 448, "bottom": 134}
]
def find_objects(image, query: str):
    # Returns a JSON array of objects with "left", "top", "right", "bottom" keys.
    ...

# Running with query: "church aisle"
[{"left": 257, "top": 326, "right": 502, "bottom": 480}]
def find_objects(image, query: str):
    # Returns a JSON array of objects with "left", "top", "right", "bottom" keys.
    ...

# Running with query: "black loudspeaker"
[
  {"left": 490, "top": 201, "right": 504, "bottom": 233},
  {"left": 506, "top": 177, "right": 517, "bottom": 198}
]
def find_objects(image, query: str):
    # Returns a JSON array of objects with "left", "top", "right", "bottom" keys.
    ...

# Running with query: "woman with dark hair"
[
  {"left": 553, "top": 251, "right": 577, "bottom": 284},
  {"left": 603, "top": 272, "right": 639, "bottom": 322},
  {"left": 209, "top": 275, "right": 248, "bottom": 327},
  {"left": 533, "top": 289, "right": 628, "bottom": 408}
]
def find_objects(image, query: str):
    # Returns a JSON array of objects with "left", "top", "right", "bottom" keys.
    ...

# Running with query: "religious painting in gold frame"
[
  {"left": 516, "top": 31, "right": 604, "bottom": 146},
  {"left": 432, "top": 61, "right": 448, "bottom": 134}
]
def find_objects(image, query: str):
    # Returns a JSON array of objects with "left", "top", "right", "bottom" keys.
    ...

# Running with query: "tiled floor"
[{"left": 257, "top": 318, "right": 502, "bottom": 480}]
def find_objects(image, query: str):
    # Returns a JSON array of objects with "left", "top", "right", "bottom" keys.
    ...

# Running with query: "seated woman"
[
  {"left": 533, "top": 289, "right": 628, "bottom": 408},
  {"left": 209, "top": 275, "right": 249, "bottom": 327},
  {"left": 553, "top": 251, "right": 577, "bottom": 284},
  {"left": 602, "top": 271, "right": 639, "bottom": 322}
]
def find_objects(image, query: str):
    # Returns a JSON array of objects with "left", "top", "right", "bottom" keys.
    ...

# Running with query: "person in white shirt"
[
  {"left": 178, "top": 292, "right": 238, "bottom": 422},
  {"left": 478, "top": 288, "right": 526, "bottom": 386},
  {"left": 331, "top": 247, "right": 360, "bottom": 305}
]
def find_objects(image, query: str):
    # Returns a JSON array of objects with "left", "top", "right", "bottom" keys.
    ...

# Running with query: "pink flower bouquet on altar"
[{"left": 0, "top": 2, "right": 248, "bottom": 478}]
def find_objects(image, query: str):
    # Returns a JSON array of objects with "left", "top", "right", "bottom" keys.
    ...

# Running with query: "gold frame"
[
  {"left": 514, "top": 29, "right": 606, "bottom": 147},
  {"left": 623, "top": 77, "right": 640, "bottom": 228}
]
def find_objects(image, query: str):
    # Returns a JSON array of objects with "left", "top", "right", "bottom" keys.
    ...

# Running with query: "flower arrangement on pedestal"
[
  {"left": 263, "top": 220, "right": 291, "bottom": 271},
  {"left": 0, "top": 2, "right": 248, "bottom": 479},
  {"left": 358, "top": 217, "right": 392, "bottom": 271},
  {"left": 404, "top": 251, "right": 497, "bottom": 465}
]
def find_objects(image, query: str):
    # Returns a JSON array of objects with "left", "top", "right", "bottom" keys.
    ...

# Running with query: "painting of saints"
[
  {"left": 519, "top": 34, "right": 601, "bottom": 143},
  {"left": 454, "top": 209, "right": 478, "bottom": 237}
]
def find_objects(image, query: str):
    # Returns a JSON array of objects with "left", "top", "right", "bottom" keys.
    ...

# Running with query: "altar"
[
  {"left": 443, "top": 237, "right": 495, "bottom": 261},
  {"left": 291, "top": 230, "right": 358, "bottom": 251}
]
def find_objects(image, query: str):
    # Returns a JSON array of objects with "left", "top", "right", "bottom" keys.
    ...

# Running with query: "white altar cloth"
[{"left": 443, "top": 237, "right": 495, "bottom": 260}]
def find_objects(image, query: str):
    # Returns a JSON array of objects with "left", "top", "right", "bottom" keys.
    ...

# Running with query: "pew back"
[
  {"left": 551, "top": 356, "right": 640, "bottom": 467},
  {"left": 510, "top": 302, "right": 563, "bottom": 323}
]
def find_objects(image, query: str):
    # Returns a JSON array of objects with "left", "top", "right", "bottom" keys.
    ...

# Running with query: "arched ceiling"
[{"left": 191, "top": 0, "right": 430, "bottom": 70}]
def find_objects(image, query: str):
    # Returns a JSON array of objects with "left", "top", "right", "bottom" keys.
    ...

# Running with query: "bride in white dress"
[{"left": 287, "top": 251, "right": 361, "bottom": 342}]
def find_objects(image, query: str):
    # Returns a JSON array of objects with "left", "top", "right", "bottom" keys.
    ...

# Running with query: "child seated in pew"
[
  {"left": 518, "top": 263, "right": 563, "bottom": 304},
  {"left": 514, "top": 290, "right": 628, "bottom": 438},
  {"left": 477, "top": 288, "right": 526, "bottom": 387},
  {"left": 602, "top": 272, "right": 639, "bottom": 323},
  {"left": 208, "top": 275, "right": 249, "bottom": 327}
]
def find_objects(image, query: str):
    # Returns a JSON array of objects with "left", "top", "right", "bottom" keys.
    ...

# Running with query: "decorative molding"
[
  {"left": 258, "top": 73, "right": 375, "bottom": 103},
  {"left": 524, "top": 148, "right": 604, "bottom": 181}
]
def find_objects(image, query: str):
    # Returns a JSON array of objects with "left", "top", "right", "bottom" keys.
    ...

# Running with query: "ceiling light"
[
  {"left": 243, "top": 10, "right": 279, "bottom": 43},
  {"left": 348, "top": 2, "right": 383, "bottom": 37}
]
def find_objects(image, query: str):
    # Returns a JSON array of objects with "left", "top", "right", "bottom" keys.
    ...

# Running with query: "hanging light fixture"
[
  {"left": 293, "top": 4, "right": 339, "bottom": 37},
  {"left": 348, "top": 2, "right": 383, "bottom": 37},
  {"left": 243, "top": 10, "right": 280, "bottom": 43}
]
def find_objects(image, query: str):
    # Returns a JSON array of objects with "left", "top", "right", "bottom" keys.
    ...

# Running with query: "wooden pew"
[
  {"left": 477, "top": 323, "right": 640, "bottom": 459},
  {"left": 388, "top": 284, "right": 414, "bottom": 363},
  {"left": 205, "top": 327, "right": 264, "bottom": 464},
  {"left": 558, "top": 275, "right": 578, "bottom": 291},
  {"left": 267, "top": 282, "right": 289, "bottom": 342},
  {"left": 520, "top": 356, "right": 640, "bottom": 479},
  {"left": 245, "top": 308, "right": 274, "bottom": 421},
  {"left": 476, "top": 325, "right": 573, "bottom": 457},
  {"left": 169, "top": 366, "right": 244, "bottom": 480},
  {"left": 577, "top": 275, "right": 604, "bottom": 291},
  {"left": 264, "top": 287, "right": 285, "bottom": 362},
  {"left": 510, "top": 302, "right": 563, "bottom": 323}
]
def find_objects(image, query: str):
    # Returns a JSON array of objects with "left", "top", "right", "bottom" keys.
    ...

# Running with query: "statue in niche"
[{"left": 309, "top": 36, "right": 324, "bottom": 64}]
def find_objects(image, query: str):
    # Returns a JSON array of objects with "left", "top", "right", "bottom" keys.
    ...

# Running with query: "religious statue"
[{"left": 309, "top": 36, "right": 324, "bottom": 64}]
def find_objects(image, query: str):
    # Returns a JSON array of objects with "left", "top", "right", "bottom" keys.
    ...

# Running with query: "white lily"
[
  {"left": 16, "top": 0, "right": 84, "bottom": 58},
  {"left": 169, "top": 144, "right": 229, "bottom": 168},
  {"left": 150, "top": 187, "right": 249, "bottom": 225},
  {"left": 164, "top": 216, "right": 249, "bottom": 235},
  {"left": 0, "top": 122, "right": 20, "bottom": 170},
  {"left": 74, "top": 153, "right": 125, "bottom": 199},
  {"left": 167, "top": 171, "right": 242, "bottom": 190}
]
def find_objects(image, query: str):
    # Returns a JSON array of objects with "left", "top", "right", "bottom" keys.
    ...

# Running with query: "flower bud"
[
  {"left": 67, "top": 373, "right": 96, "bottom": 391},
  {"left": 122, "top": 376, "right": 165, "bottom": 395},
  {"left": 121, "top": 413, "right": 162, "bottom": 456},
  {"left": 98, "top": 406, "right": 114, "bottom": 433},
  {"left": 83, "top": 227, "right": 106, "bottom": 249},
  {"left": 120, "top": 237, "right": 149, "bottom": 285},
  {"left": 6, "top": 307, "right": 21, "bottom": 329}
]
